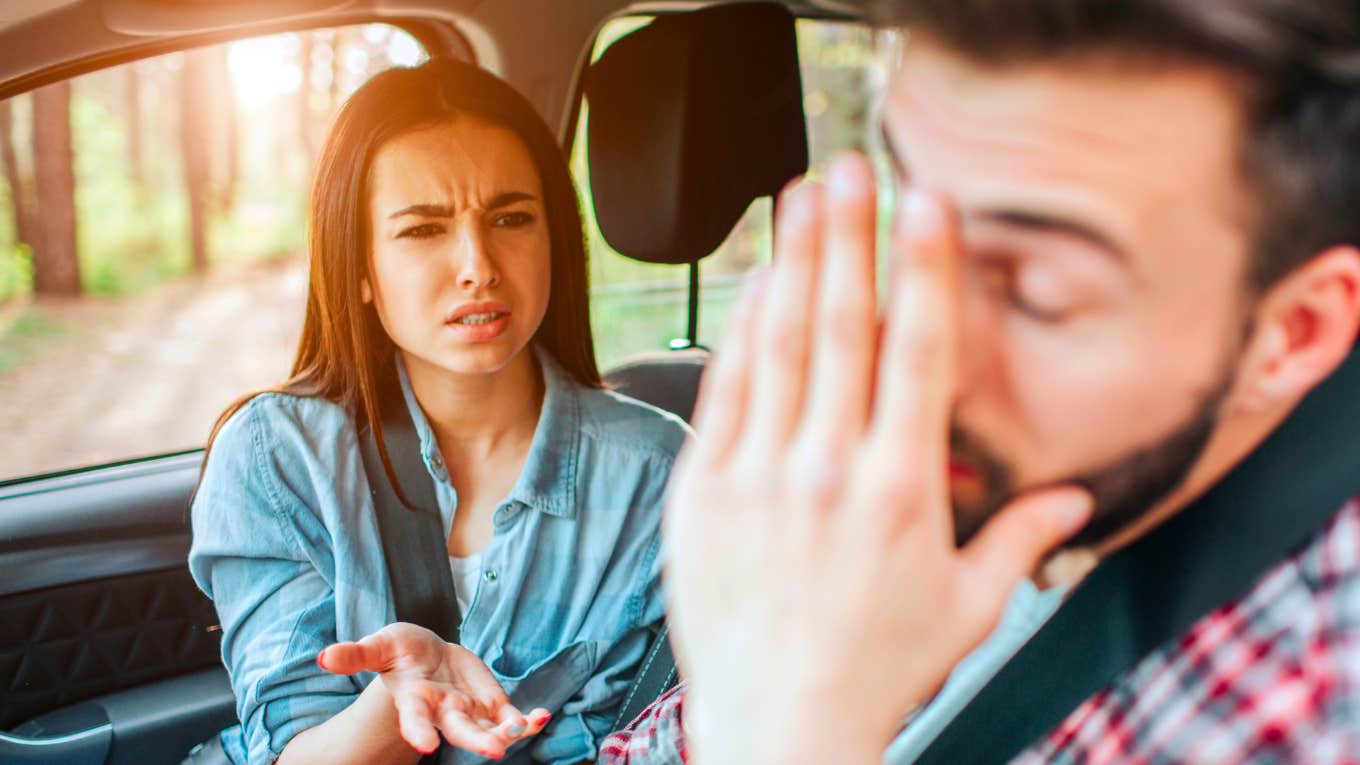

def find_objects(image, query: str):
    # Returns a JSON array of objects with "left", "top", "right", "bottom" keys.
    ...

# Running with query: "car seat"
[{"left": 583, "top": 2, "right": 809, "bottom": 422}]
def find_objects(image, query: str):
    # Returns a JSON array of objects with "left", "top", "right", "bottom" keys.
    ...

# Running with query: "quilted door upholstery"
[{"left": 0, "top": 567, "right": 222, "bottom": 729}]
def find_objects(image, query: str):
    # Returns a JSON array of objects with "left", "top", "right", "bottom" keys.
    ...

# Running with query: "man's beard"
[{"left": 950, "top": 370, "right": 1236, "bottom": 550}]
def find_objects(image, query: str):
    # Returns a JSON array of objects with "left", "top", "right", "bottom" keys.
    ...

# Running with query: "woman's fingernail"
[{"left": 316, "top": 651, "right": 328, "bottom": 670}]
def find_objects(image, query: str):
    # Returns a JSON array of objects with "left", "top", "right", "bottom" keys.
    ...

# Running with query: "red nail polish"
[{"left": 316, "top": 652, "right": 327, "bottom": 670}]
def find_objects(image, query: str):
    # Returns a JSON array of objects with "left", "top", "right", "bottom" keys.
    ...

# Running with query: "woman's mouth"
[
  {"left": 446, "top": 302, "right": 512, "bottom": 341},
  {"left": 452, "top": 312, "right": 506, "bottom": 326}
]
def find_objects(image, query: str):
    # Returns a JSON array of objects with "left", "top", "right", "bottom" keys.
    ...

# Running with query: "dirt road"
[{"left": 0, "top": 258, "right": 306, "bottom": 481}]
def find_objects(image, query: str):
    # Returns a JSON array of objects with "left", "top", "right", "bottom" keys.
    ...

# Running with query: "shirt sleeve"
[
  {"left": 597, "top": 683, "right": 689, "bottom": 765},
  {"left": 189, "top": 398, "right": 361, "bottom": 764}
]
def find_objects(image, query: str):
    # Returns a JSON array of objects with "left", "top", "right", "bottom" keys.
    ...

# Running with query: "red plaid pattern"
[
  {"left": 1015, "top": 498, "right": 1360, "bottom": 764},
  {"left": 599, "top": 683, "right": 688, "bottom": 764},
  {"left": 599, "top": 498, "right": 1360, "bottom": 765}
]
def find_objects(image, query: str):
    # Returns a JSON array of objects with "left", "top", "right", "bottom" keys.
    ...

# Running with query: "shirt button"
[
  {"left": 429, "top": 453, "right": 444, "bottom": 469},
  {"left": 483, "top": 569, "right": 498, "bottom": 583}
]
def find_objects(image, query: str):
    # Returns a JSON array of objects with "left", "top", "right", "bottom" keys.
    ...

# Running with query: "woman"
[{"left": 190, "top": 58, "right": 687, "bottom": 765}]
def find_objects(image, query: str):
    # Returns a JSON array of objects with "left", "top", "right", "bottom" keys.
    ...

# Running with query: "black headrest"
[{"left": 585, "top": 3, "right": 809, "bottom": 265}]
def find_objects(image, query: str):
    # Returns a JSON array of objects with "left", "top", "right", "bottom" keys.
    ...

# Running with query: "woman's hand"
[
  {"left": 663, "top": 154, "right": 1092, "bottom": 765},
  {"left": 319, "top": 622, "right": 552, "bottom": 759}
]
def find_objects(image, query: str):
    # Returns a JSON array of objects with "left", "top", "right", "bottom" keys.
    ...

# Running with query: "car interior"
[{"left": 0, "top": 1, "right": 858, "bottom": 763}]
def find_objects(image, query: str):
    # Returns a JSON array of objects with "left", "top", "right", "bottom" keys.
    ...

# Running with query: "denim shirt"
[{"left": 189, "top": 350, "right": 689, "bottom": 765}]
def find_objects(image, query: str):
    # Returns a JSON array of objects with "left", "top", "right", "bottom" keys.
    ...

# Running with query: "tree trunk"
[
  {"left": 124, "top": 64, "right": 146, "bottom": 206},
  {"left": 298, "top": 32, "right": 316, "bottom": 161},
  {"left": 329, "top": 29, "right": 344, "bottom": 111},
  {"left": 179, "top": 49, "right": 212, "bottom": 272},
  {"left": 0, "top": 98, "right": 38, "bottom": 253},
  {"left": 31, "top": 81, "right": 80, "bottom": 296},
  {"left": 214, "top": 45, "right": 239, "bottom": 214}
]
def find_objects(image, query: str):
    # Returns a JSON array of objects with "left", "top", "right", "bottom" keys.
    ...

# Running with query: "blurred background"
[{"left": 0, "top": 18, "right": 879, "bottom": 480}]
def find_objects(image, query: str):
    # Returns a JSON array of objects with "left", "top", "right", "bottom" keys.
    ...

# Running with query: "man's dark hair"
[{"left": 870, "top": 0, "right": 1360, "bottom": 293}]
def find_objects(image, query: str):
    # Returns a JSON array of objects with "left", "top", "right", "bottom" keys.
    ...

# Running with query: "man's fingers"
[
  {"left": 689, "top": 270, "right": 767, "bottom": 464},
  {"left": 871, "top": 190, "right": 962, "bottom": 468},
  {"left": 800, "top": 153, "right": 879, "bottom": 453},
  {"left": 744, "top": 180, "right": 824, "bottom": 452},
  {"left": 960, "top": 486, "right": 1093, "bottom": 596}
]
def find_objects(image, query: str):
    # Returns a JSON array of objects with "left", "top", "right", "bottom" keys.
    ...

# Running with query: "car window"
[
  {"left": 572, "top": 16, "right": 887, "bottom": 370},
  {"left": 0, "top": 24, "right": 427, "bottom": 482}
]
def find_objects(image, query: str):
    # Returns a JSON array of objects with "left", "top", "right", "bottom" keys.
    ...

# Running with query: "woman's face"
[{"left": 364, "top": 116, "right": 551, "bottom": 379}]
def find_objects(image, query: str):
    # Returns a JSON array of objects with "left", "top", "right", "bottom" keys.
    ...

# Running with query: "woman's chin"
[{"left": 424, "top": 342, "right": 532, "bottom": 379}]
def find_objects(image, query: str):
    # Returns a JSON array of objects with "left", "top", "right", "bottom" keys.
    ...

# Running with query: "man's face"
[{"left": 881, "top": 40, "right": 1257, "bottom": 546}]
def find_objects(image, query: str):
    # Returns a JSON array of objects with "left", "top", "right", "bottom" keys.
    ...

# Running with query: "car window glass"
[
  {"left": 573, "top": 17, "right": 887, "bottom": 370},
  {"left": 0, "top": 24, "right": 427, "bottom": 482}
]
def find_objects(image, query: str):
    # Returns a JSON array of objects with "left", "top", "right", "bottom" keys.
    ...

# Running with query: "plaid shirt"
[{"left": 600, "top": 497, "right": 1360, "bottom": 764}]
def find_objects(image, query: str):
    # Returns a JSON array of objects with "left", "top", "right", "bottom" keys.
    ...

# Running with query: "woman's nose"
[{"left": 452, "top": 225, "right": 499, "bottom": 290}]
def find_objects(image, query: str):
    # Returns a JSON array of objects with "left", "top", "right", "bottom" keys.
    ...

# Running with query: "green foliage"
[
  {"left": 591, "top": 279, "right": 742, "bottom": 369},
  {"left": 0, "top": 175, "right": 29, "bottom": 302},
  {"left": 0, "top": 307, "right": 71, "bottom": 374},
  {"left": 69, "top": 76, "right": 191, "bottom": 296},
  {"left": 210, "top": 191, "right": 308, "bottom": 265},
  {"left": 0, "top": 243, "right": 32, "bottom": 302}
]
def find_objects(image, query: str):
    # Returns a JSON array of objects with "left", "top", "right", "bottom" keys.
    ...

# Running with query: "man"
[{"left": 609, "top": 1, "right": 1360, "bottom": 763}]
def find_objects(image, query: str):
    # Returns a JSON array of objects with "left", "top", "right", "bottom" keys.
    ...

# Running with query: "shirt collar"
[{"left": 395, "top": 346, "right": 581, "bottom": 519}]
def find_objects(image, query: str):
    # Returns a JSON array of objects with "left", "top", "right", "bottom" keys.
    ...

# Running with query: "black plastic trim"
[{"left": 2, "top": 669, "right": 234, "bottom": 765}]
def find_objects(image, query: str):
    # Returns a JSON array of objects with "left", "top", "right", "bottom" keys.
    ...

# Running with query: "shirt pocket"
[{"left": 492, "top": 640, "right": 599, "bottom": 712}]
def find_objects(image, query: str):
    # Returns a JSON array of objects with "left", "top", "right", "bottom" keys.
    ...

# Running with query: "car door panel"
[{"left": 0, "top": 453, "right": 230, "bottom": 764}]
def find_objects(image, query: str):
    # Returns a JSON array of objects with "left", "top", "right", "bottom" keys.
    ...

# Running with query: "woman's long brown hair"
[{"left": 202, "top": 58, "right": 601, "bottom": 500}]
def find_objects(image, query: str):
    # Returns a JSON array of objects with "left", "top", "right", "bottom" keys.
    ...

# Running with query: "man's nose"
[{"left": 452, "top": 224, "right": 499, "bottom": 290}]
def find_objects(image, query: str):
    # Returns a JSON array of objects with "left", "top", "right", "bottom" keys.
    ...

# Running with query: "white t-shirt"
[{"left": 447, "top": 553, "right": 483, "bottom": 617}]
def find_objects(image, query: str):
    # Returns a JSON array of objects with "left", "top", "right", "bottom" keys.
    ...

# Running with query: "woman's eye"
[
  {"left": 397, "top": 223, "right": 444, "bottom": 239},
  {"left": 491, "top": 211, "right": 535, "bottom": 229}
]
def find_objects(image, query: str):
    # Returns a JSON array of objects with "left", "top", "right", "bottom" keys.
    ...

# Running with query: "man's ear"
[
  {"left": 1233, "top": 245, "right": 1360, "bottom": 413},
  {"left": 361, "top": 278, "right": 373, "bottom": 304}
]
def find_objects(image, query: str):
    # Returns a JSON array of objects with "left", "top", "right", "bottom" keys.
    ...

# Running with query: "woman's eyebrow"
[{"left": 388, "top": 191, "right": 538, "bottom": 219}]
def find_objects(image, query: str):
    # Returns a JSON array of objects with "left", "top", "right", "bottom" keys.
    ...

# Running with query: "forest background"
[{"left": 0, "top": 20, "right": 875, "bottom": 479}]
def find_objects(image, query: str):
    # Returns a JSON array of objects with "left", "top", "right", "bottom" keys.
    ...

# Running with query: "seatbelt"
[
  {"left": 611, "top": 625, "right": 680, "bottom": 731},
  {"left": 915, "top": 345, "right": 1360, "bottom": 764},
  {"left": 358, "top": 369, "right": 460, "bottom": 765}
]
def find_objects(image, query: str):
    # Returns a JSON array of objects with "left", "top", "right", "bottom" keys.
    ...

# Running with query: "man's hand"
[
  {"left": 319, "top": 623, "right": 551, "bottom": 759},
  {"left": 663, "top": 153, "right": 1092, "bottom": 765}
]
